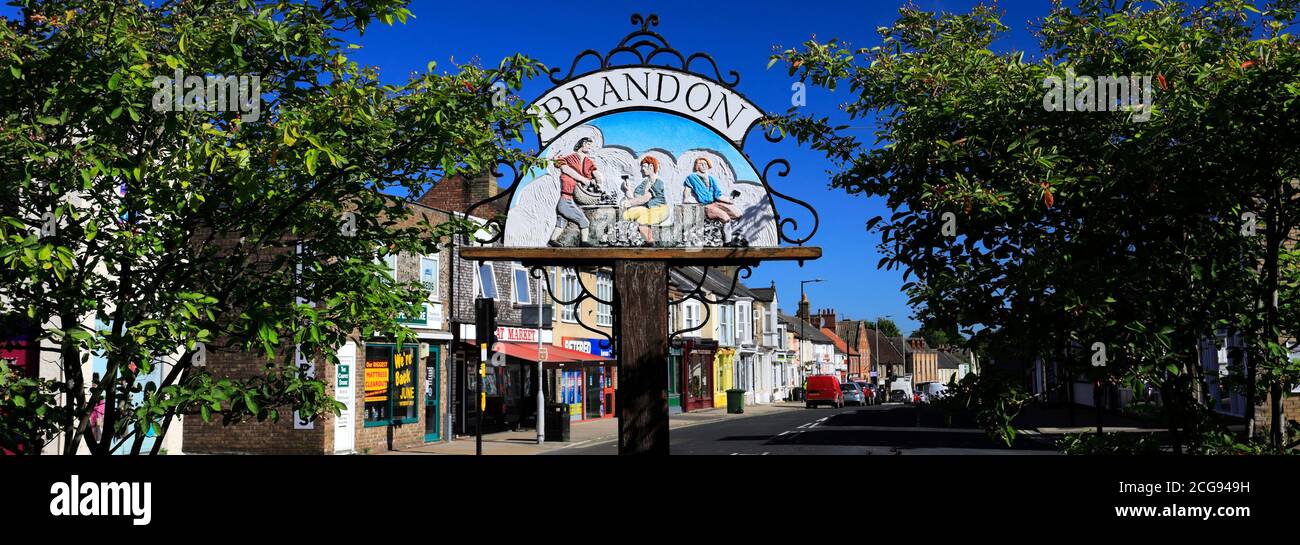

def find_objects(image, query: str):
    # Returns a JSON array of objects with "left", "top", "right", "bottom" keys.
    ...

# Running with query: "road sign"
[{"left": 538, "top": 347, "right": 548, "bottom": 362}]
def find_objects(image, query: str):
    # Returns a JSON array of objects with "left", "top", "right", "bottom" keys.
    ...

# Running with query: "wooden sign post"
[{"left": 460, "top": 14, "right": 821, "bottom": 454}]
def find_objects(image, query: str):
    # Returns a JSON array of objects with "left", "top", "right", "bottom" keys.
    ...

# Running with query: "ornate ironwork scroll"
[
  {"left": 667, "top": 266, "right": 752, "bottom": 342},
  {"left": 528, "top": 266, "right": 615, "bottom": 353}
]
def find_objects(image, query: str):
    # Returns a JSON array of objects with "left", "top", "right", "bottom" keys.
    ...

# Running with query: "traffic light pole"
[{"left": 475, "top": 297, "right": 496, "bottom": 456}]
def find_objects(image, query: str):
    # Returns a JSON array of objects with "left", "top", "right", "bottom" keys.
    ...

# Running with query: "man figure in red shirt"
[{"left": 549, "top": 137, "right": 597, "bottom": 247}]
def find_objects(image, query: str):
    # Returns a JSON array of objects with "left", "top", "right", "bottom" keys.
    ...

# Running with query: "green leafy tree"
[
  {"left": 0, "top": 0, "right": 545, "bottom": 454},
  {"left": 866, "top": 318, "right": 902, "bottom": 338},
  {"left": 766, "top": 1, "right": 1299, "bottom": 451}
]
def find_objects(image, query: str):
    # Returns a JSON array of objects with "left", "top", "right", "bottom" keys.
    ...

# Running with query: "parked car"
[
  {"left": 805, "top": 375, "right": 844, "bottom": 409},
  {"left": 840, "top": 382, "right": 866, "bottom": 406},
  {"left": 889, "top": 389, "right": 910, "bottom": 403}
]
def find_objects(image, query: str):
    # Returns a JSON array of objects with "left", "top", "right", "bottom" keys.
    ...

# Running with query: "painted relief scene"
[{"left": 505, "top": 111, "right": 778, "bottom": 248}]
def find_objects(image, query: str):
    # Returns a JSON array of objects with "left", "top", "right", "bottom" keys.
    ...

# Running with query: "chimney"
[
  {"left": 418, "top": 172, "right": 501, "bottom": 214},
  {"left": 817, "top": 308, "right": 837, "bottom": 330},
  {"left": 797, "top": 292, "right": 810, "bottom": 321}
]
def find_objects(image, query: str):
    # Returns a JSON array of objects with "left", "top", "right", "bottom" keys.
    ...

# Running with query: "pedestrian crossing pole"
[
  {"left": 475, "top": 297, "right": 495, "bottom": 456},
  {"left": 478, "top": 342, "right": 486, "bottom": 456}
]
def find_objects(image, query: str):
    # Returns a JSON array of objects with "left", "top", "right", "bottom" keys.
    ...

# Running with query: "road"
[{"left": 552, "top": 403, "right": 1060, "bottom": 455}]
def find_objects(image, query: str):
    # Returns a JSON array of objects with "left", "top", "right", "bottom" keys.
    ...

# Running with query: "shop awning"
[{"left": 496, "top": 342, "right": 611, "bottom": 363}]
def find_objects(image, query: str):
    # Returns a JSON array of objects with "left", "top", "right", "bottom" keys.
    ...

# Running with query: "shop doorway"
[
  {"left": 683, "top": 344, "right": 715, "bottom": 412},
  {"left": 601, "top": 367, "right": 616, "bottom": 418},
  {"left": 424, "top": 345, "right": 440, "bottom": 442},
  {"left": 585, "top": 367, "right": 603, "bottom": 419}
]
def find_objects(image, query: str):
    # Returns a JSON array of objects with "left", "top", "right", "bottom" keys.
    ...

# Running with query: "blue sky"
[
  {"left": 7, "top": 0, "right": 1057, "bottom": 334},
  {"left": 508, "top": 110, "right": 761, "bottom": 207},
  {"left": 332, "top": 0, "right": 1050, "bottom": 333}
]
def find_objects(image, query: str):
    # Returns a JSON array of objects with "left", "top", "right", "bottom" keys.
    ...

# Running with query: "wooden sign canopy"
[{"left": 461, "top": 14, "right": 821, "bottom": 455}]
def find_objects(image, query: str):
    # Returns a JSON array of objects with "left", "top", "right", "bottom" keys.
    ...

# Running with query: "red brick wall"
[
  {"left": 184, "top": 203, "right": 455, "bottom": 454},
  {"left": 417, "top": 174, "right": 505, "bottom": 217},
  {"left": 183, "top": 345, "right": 331, "bottom": 455}
]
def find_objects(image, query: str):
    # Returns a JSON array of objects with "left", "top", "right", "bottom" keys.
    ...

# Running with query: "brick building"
[
  {"left": 417, "top": 174, "right": 617, "bottom": 436},
  {"left": 185, "top": 200, "right": 455, "bottom": 454}
]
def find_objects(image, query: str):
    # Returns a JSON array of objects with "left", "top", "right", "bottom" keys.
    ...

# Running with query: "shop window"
[
  {"left": 561, "top": 369, "right": 583, "bottom": 417},
  {"left": 364, "top": 344, "right": 419, "bottom": 427}
]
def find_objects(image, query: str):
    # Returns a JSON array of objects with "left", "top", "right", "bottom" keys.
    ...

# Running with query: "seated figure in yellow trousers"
[{"left": 622, "top": 156, "right": 670, "bottom": 246}]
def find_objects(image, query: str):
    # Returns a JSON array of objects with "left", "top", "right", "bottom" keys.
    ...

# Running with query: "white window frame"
[
  {"left": 718, "top": 303, "right": 735, "bottom": 346},
  {"left": 595, "top": 272, "right": 613, "bottom": 327},
  {"left": 474, "top": 261, "right": 499, "bottom": 300},
  {"left": 511, "top": 264, "right": 531, "bottom": 305},
  {"left": 736, "top": 301, "right": 752, "bottom": 346},
  {"left": 560, "top": 268, "right": 579, "bottom": 323},
  {"left": 683, "top": 300, "right": 702, "bottom": 330}
]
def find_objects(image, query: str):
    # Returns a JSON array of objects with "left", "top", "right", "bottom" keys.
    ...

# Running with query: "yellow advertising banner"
[
  {"left": 393, "top": 351, "right": 415, "bottom": 408},
  {"left": 364, "top": 359, "right": 388, "bottom": 403}
]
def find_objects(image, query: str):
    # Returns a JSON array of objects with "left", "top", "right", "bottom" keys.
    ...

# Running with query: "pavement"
[{"left": 386, "top": 401, "right": 807, "bottom": 455}]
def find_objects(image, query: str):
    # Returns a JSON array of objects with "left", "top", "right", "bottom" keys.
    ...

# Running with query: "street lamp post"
[
  {"left": 799, "top": 278, "right": 823, "bottom": 385},
  {"left": 876, "top": 314, "right": 892, "bottom": 400}
]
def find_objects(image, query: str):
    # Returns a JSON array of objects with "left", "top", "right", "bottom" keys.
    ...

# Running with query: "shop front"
[
  {"left": 712, "top": 347, "right": 736, "bottom": 409},
  {"left": 679, "top": 339, "right": 718, "bottom": 412},
  {"left": 667, "top": 344, "right": 682, "bottom": 414},
  {"left": 397, "top": 309, "right": 450, "bottom": 444},
  {"left": 559, "top": 337, "right": 616, "bottom": 420},
  {"left": 487, "top": 342, "right": 614, "bottom": 426}
]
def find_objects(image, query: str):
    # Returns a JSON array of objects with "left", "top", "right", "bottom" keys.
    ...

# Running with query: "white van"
[
  {"left": 889, "top": 377, "right": 912, "bottom": 403},
  {"left": 919, "top": 382, "right": 948, "bottom": 401}
]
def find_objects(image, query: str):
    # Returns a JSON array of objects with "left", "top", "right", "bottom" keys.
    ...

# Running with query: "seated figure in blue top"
[{"left": 681, "top": 157, "right": 741, "bottom": 223}]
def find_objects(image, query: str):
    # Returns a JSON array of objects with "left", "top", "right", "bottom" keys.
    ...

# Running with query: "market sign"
[{"left": 496, "top": 326, "right": 539, "bottom": 343}]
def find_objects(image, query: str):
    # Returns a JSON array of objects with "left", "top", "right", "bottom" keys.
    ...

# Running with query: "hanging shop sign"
[
  {"left": 495, "top": 326, "right": 540, "bottom": 343},
  {"left": 562, "top": 337, "right": 613, "bottom": 359}
]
